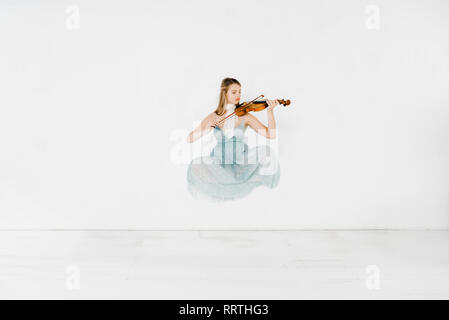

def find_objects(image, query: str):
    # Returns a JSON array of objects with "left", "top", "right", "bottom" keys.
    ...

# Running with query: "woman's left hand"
[{"left": 266, "top": 99, "right": 279, "bottom": 112}]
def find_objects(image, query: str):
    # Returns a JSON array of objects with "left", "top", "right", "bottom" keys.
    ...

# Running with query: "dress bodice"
[
  {"left": 213, "top": 119, "right": 246, "bottom": 141},
  {"left": 211, "top": 120, "right": 248, "bottom": 165}
]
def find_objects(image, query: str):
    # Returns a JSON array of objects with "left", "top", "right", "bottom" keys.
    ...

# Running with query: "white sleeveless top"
[{"left": 222, "top": 103, "right": 237, "bottom": 139}]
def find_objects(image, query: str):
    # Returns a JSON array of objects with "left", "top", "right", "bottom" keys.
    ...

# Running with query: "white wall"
[{"left": 0, "top": 0, "right": 448, "bottom": 229}]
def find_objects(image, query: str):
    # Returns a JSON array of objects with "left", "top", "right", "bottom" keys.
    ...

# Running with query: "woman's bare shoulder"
[
  {"left": 205, "top": 111, "right": 217, "bottom": 121},
  {"left": 242, "top": 113, "right": 255, "bottom": 123},
  {"left": 197, "top": 111, "right": 218, "bottom": 126}
]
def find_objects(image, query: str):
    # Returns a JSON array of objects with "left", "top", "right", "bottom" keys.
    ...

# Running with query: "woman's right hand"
[{"left": 208, "top": 120, "right": 218, "bottom": 129}]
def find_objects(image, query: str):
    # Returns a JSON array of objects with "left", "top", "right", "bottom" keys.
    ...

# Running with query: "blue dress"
[{"left": 187, "top": 118, "right": 281, "bottom": 202}]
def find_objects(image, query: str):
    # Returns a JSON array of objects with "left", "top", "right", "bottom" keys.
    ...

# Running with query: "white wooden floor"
[{"left": 0, "top": 230, "right": 448, "bottom": 299}]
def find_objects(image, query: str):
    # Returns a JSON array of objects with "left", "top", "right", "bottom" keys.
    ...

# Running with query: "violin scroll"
[{"left": 277, "top": 99, "right": 291, "bottom": 106}]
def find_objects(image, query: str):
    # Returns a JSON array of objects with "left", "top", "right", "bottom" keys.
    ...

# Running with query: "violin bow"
[{"left": 212, "top": 94, "right": 265, "bottom": 128}]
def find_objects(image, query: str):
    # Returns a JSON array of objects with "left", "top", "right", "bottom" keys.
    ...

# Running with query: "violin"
[{"left": 212, "top": 94, "right": 291, "bottom": 128}]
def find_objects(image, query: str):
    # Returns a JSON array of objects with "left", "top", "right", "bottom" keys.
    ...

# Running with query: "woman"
[{"left": 186, "top": 77, "right": 281, "bottom": 201}]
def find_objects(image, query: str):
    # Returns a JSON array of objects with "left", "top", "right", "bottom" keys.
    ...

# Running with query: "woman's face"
[{"left": 226, "top": 84, "right": 241, "bottom": 104}]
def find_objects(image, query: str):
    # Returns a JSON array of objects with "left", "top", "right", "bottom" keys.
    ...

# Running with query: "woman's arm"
[
  {"left": 186, "top": 113, "right": 216, "bottom": 143},
  {"left": 245, "top": 100, "right": 278, "bottom": 139}
]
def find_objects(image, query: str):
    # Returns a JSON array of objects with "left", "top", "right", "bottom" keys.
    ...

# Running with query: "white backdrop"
[{"left": 0, "top": 0, "right": 448, "bottom": 229}]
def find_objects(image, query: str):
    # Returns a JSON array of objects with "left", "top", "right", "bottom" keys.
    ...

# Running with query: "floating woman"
[{"left": 186, "top": 77, "right": 281, "bottom": 202}]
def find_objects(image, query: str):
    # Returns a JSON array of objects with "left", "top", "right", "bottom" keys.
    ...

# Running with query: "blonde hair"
[{"left": 214, "top": 77, "right": 241, "bottom": 116}]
